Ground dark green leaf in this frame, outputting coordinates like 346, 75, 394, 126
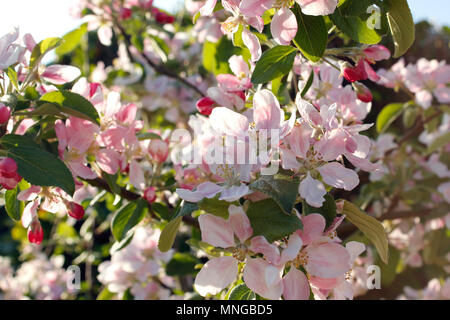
166, 253, 200, 276
1, 135, 75, 195
303, 193, 337, 228
40, 90, 100, 125
246, 199, 302, 242
111, 199, 148, 241
198, 197, 232, 218
251, 45, 297, 84
292, 5, 327, 62
249, 175, 299, 214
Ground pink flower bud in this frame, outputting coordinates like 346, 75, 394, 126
120, 7, 132, 20
68, 202, 85, 220
148, 139, 169, 163
363, 45, 391, 62
196, 97, 215, 115
144, 186, 156, 203
28, 219, 44, 245
0, 158, 18, 178
0, 104, 11, 124
352, 82, 373, 103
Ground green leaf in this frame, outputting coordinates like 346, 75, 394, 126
97, 287, 116, 300
171, 201, 199, 220
137, 132, 162, 141
427, 132, 450, 155
158, 216, 182, 252
251, 45, 297, 84
228, 284, 255, 300
6, 68, 19, 91
40, 90, 100, 125
198, 197, 231, 218
292, 5, 327, 62
166, 253, 200, 276
249, 175, 299, 214
300, 70, 314, 98
55, 24, 88, 55
30, 37, 62, 69
203, 37, 244, 75
152, 202, 172, 220
376, 102, 404, 133
330, 7, 381, 44
341, 200, 389, 264
111, 199, 148, 241
384, 0, 415, 58
246, 199, 303, 242
1, 135, 75, 195
5, 186, 24, 221
303, 193, 337, 228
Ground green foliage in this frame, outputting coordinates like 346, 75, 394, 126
0, 134, 75, 195
5, 186, 24, 221
158, 216, 182, 252
30, 37, 62, 69
55, 24, 88, 55
376, 102, 405, 133
330, 5, 381, 44
203, 37, 248, 75
251, 45, 297, 84
303, 193, 337, 228
249, 175, 299, 214
292, 4, 327, 62
341, 200, 389, 264
111, 199, 148, 241
40, 90, 100, 125
166, 252, 200, 276
227, 283, 255, 300
384, 0, 415, 57
246, 198, 303, 242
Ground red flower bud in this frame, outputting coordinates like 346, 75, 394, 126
352, 82, 373, 103
0, 104, 11, 124
143, 186, 157, 203
196, 97, 215, 115
68, 202, 85, 220
340, 59, 368, 82
120, 7, 132, 20
28, 219, 44, 245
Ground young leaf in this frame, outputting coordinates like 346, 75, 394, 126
55, 23, 88, 56
29, 37, 62, 69
251, 45, 297, 85
5, 186, 24, 221
246, 199, 303, 242
384, 0, 415, 58
341, 200, 389, 264
292, 4, 327, 62
376, 102, 404, 133
249, 175, 299, 214
158, 216, 182, 252
111, 199, 148, 241
40, 90, 100, 125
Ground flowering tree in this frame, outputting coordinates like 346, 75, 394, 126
0, 0, 449, 300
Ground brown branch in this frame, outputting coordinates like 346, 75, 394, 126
114, 22, 206, 97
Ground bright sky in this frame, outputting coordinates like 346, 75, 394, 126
0, 0, 448, 45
